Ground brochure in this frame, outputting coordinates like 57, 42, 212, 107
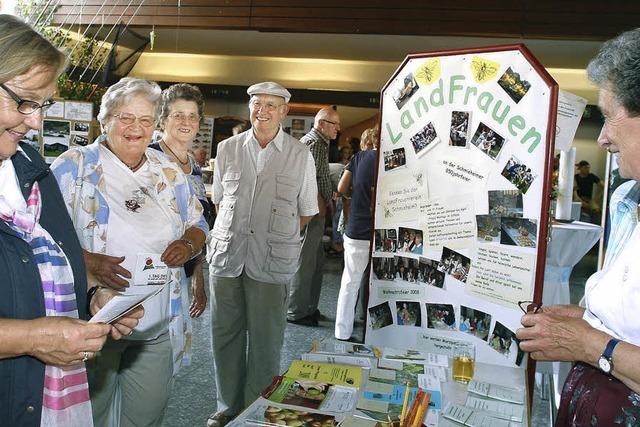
286, 360, 363, 388
263, 376, 358, 413
89, 284, 163, 324
467, 380, 525, 404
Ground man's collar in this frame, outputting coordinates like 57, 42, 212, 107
247, 126, 285, 151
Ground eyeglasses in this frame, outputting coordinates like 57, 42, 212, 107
250, 100, 285, 112
169, 111, 200, 123
112, 112, 156, 128
321, 119, 340, 128
0, 83, 56, 115
517, 300, 543, 314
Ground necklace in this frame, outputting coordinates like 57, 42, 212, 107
162, 140, 189, 165
102, 140, 145, 171
127, 155, 146, 171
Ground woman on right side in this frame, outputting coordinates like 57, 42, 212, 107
516, 28, 640, 425
334, 127, 378, 341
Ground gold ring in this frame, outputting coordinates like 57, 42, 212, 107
82, 351, 90, 362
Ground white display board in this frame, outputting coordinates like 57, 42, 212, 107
366, 45, 557, 369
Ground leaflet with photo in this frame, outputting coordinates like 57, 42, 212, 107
263, 376, 358, 413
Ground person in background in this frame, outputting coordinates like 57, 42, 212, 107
517, 28, 640, 425
51, 77, 207, 426
0, 14, 141, 426
574, 159, 604, 223
288, 107, 341, 327
151, 83, 209, 318
207, 82, 317, 427
334, 127, 378, 341
193, 147, 209, 168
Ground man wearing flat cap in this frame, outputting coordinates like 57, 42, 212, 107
206, 81, 318, 426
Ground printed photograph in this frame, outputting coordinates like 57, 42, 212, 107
397, 227, 424, 255
383, 147, 407, 172
470, 122, 506, 160
369, 302, 394, 330
410, 122, 439, 156
374, 228, 397, 253
449, 111, 470, 147
73, 121, 89, 133
501, 155, 536, 194
395, 301, 422, 327
417, 257, 445, 288
426, 303, 456, 330
476, 215, 501, 243
372, 256, 396, 281
500, 217, 538, 248
71, 135, 89, 147
438, 246, 471, 283
488, 321, 518, 357
392, 72, 420, 109
459, 306, 492, 340
42, 119, 71, 159
498, 67, 531, 104
488, 190, 523, 217
263, 406, 337, 427
279, 380, 330, 410
394, 256, 420, 283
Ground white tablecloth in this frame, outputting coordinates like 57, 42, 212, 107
537, 221, 602, 414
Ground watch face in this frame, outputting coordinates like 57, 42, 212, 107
598, 356, 611, 373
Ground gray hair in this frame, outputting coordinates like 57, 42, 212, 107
0, 14, 67, 83
587, 28, 640, 116
97, 77, 161, 129
159, 83, 205, 125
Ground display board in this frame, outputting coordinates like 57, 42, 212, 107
366, 45, 557, 369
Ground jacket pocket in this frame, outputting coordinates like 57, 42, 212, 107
268, 202, 297, 238
214, 197, 236, 232
222, 171, 241, 196
208, 237, 230, 267
266, 240, 300, 274
275, 174, 298, 202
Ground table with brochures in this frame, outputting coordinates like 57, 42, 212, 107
228, 339, 529, 427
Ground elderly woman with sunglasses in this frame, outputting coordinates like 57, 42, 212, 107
50, 77, 207, 426
0, 15, 142, 427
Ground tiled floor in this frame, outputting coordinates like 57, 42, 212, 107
162, 250, 599, 426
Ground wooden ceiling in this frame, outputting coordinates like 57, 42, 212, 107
53, 0, 639, 41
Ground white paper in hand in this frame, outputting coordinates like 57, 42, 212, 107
89, 285, 164, 324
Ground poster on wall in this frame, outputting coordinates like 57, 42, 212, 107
283, 115, 314, 140
191, 116, 215, 159
366, 45, 557, 368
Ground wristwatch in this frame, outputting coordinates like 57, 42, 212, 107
598, 338, 620, 374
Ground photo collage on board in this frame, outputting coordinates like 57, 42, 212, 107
369, 49, 548, 365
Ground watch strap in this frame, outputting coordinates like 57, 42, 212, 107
602, 338, 621, 361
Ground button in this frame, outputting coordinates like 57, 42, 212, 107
250, 230, 254, 234
26, 405, 34, 413
23, 183, 30, 188
57, 240, 63, 246
21, 256, 29, 263
273, 209, 277, 212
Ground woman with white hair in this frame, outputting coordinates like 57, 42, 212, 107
51, 77, 207, 426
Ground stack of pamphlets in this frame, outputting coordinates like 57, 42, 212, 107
300, 339, 381, 368
442, 380, 525, 426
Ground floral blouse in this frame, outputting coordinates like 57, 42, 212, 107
50, 138, 208, 373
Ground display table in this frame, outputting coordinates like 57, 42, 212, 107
537, 221, 602, 420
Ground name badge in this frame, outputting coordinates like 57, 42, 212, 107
133, 253, 169, 285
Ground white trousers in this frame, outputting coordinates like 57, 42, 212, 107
335, 235, 371, 339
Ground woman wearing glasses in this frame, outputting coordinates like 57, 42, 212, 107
0, 15, 142, 426
150, 83, 210, 318
50, 77, 208, 426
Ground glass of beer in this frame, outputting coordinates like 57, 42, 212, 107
452, 343, 475, 384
